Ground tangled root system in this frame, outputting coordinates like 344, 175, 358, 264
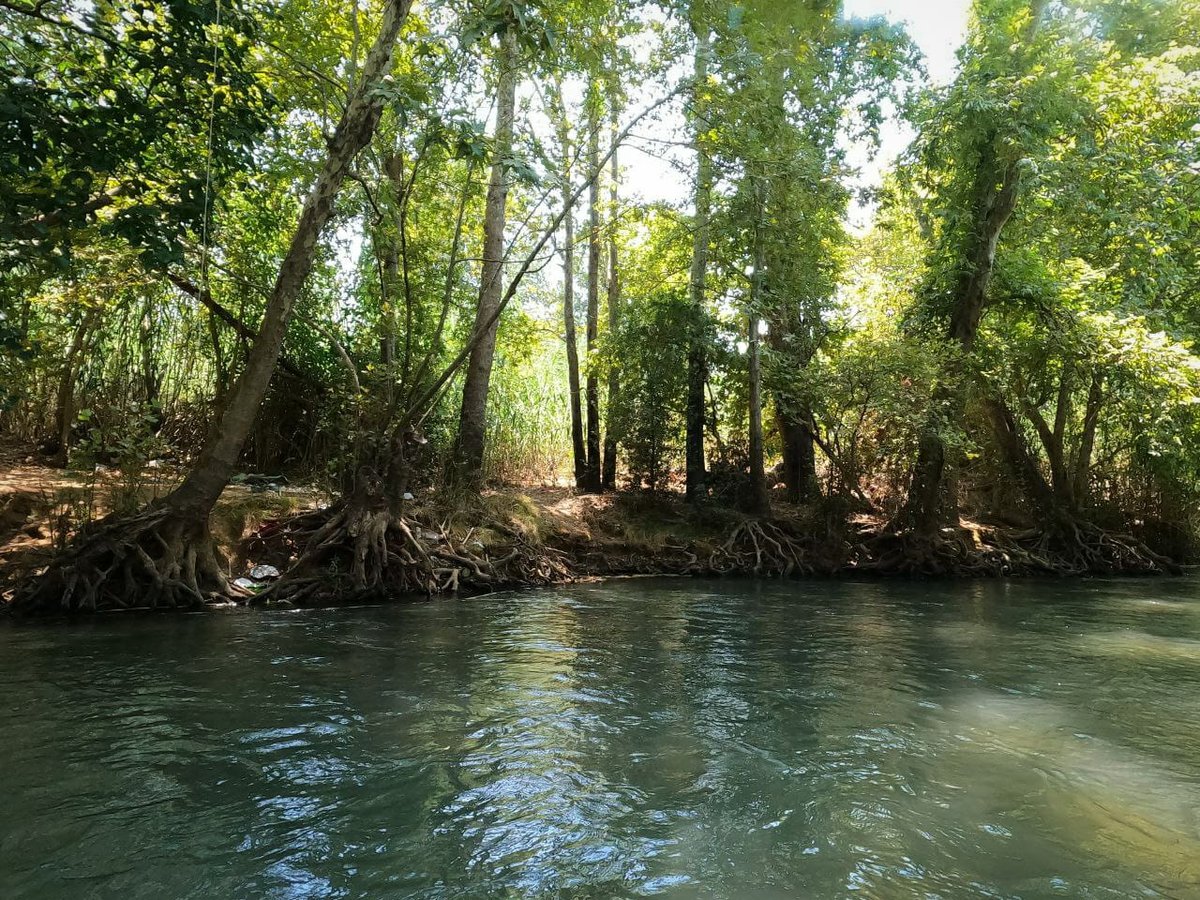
11, 504, 229, 614
256, 498, 572, 606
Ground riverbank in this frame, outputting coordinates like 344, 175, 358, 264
263, 486, 1173, 596
0, 452, 1185, 613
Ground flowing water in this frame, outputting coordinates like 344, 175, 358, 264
3, 578, 1200, 899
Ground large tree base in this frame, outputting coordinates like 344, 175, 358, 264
258, 499, 571, 606
866, 525, 1013, 576
11, 504, 230, 614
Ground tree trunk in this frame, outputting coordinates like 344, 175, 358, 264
903, 429, 949, 532
899, 0, 1046, 534
748, 315, 769, 515
902, 145, 1017, 532
901, 147, 1024, 531
1024, 364, 1075, 509
582, 82, 603, 493
402, 92, 676, 434
48, 310, 97, 466
747, 182, 769, 516
602, 100, 620, 490
1073, 369, 1103, 507
767, 313, 818, 503
685, 15, 712, 503
553, 90, 587, 490
983, 393, 1056, 514
946, 161, 1022, 352
1050, 364, 1074, 507
169, 0, 411, 517
205, 307, 228, 405
139, 298, 163, 432
167, 273, 306, 380
378, 151, 404, 403
454, 24, 518, 487
776, 402, 817, 504
262, 97, 681, 608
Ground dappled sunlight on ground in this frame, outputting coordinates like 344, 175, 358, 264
0, 449, 326, 584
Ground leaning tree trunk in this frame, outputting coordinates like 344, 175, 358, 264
685, 14, 712, 503
983, 394, 1056, 514
582, 81, 603, 493
13, 0, 413, 613
454, 25, 518, 487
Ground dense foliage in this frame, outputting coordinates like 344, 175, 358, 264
3, 0, 1199, 606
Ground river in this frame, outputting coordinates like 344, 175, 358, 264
2, 578, 1200, 898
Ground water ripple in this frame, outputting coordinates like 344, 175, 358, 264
1, 579, 1199, 897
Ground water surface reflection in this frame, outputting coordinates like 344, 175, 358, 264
2, 578, 1200, 897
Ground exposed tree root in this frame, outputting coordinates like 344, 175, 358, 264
863, 526, 1026, 576
254, 504, 1178, 601
1019, 515, 1179, 576
700, 519, 819, 577
862, 513, 1178, 577
256, 498, 572, 606
10, 504, 230, 614
8, 490, 1180, 616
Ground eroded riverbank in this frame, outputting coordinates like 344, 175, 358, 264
0, 453, 1187, 614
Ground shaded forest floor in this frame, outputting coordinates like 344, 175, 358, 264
0, 447, 1186, 611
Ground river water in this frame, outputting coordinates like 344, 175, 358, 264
2, 578, 1200, 898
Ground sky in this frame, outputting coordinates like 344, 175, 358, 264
842, 0, 971, 226
620, 0, 971, 227
845, 0, 970, 85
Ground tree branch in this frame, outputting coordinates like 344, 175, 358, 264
167, 273, 306, 380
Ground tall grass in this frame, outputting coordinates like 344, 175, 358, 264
483, 336, 573, 484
